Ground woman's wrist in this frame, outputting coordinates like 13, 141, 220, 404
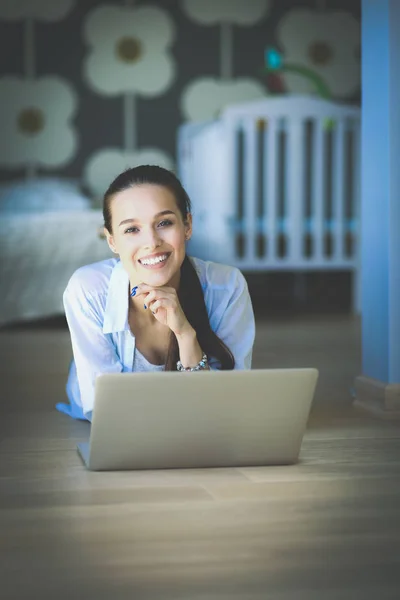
175, 323, 196, 343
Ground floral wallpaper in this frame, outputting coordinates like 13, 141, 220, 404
180, 0, 269, 121
82, 4, 176, 197
0, 0, 360, 198
276, 8, 360, 98
0, 0, 78, 179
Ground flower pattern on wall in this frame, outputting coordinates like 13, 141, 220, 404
83, 4, 176, 96
277, 9, 360, 98
180, 0, 269, 121
0, 1, 361, 182
0, 76, 77, 168
182, 0, 270, 25
0, 0, 75, 21
182, 77, 266, 121
84, 149, 174, 199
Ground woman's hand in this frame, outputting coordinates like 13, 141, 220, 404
134, 284, 193, 336
133, 284, 207, 369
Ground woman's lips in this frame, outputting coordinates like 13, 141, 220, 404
138, 253, 170, 270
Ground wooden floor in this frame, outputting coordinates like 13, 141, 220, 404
1, 314, 400, 599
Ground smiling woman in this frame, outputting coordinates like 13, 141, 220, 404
56, 165, 255, 421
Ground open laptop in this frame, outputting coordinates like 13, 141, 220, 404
77, 368, 318, 471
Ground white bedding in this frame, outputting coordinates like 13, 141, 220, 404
0, 210, 113, 325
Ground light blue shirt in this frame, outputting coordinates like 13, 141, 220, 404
56, 256, 255, 421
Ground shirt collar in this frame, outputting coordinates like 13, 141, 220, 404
102, 260, 130, 334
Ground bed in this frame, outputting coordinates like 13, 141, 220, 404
0, 178, 113, 326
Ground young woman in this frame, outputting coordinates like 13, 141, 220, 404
56, 165, 255, 421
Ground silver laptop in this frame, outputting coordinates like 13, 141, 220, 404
77, 368, 318, 471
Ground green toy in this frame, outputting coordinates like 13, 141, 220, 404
263, 47, 335, 130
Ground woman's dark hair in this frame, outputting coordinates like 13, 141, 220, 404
103, 165, 235, 371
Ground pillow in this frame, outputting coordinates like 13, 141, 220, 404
0, 177, 91, 214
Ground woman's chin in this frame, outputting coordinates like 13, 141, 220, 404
140, 269, 172, 287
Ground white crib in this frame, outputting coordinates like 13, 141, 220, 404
177, 95, 361, 312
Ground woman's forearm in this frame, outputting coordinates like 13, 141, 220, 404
175, 327, 209, 370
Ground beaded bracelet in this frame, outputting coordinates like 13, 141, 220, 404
177, 352, 208, 372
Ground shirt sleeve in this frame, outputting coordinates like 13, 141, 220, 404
209, 269, 256, 370
63, 276, 123, 418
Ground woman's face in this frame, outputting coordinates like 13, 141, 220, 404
105, 184, 192, 289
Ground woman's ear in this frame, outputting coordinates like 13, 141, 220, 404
104, 228, 118, 254
185, 213, 193, 241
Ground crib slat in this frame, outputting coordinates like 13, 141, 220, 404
265, 118, 277, 263
287, 118, 304, 262
332, 119, 346, 260
312, 119, 325, 262
225, 115, 241, 262
243, 118, 258, 262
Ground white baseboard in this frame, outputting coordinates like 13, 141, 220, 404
353, 375, 400, 420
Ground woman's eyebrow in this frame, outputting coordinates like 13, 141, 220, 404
119, 210, 176, 227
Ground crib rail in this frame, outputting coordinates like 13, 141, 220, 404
224, 115, 360, 270
178, 95, 360, 272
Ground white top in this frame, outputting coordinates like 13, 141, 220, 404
133, 348, 165, 372
57, 256, 256, 421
